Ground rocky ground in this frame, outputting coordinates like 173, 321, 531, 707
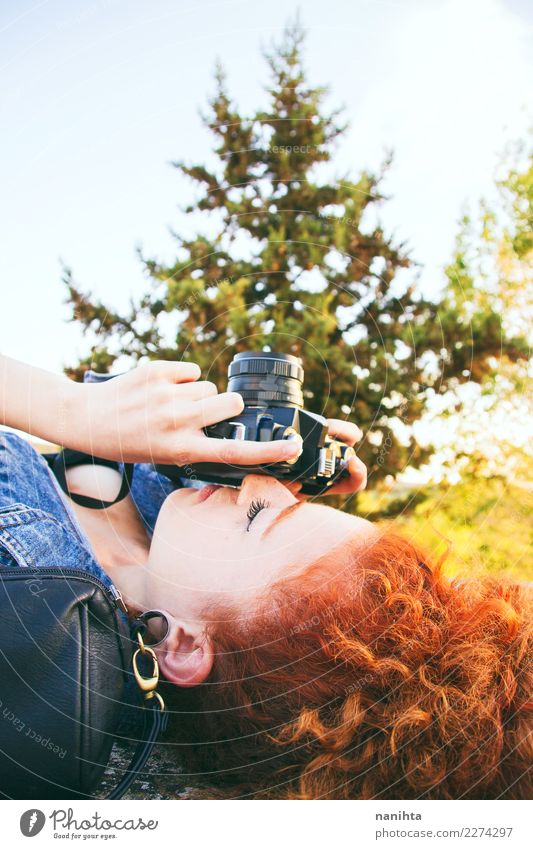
98, 740, 194, 800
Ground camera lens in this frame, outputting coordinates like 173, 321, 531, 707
227, 352, 304, 408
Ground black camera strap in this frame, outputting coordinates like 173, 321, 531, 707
45, 449, 135, 510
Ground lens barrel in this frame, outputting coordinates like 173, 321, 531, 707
227, 352, 304, 408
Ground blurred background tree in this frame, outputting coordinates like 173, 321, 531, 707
62, 20, 529, 484
358, 138, 532, 579
417, 138, 532, 487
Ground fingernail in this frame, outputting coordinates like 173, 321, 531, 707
230, 392, 244, 408
282, 436, 303, 457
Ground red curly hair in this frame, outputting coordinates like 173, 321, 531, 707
163, 530, 532, 799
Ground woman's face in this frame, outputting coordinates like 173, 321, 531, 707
146, 474, 376, 623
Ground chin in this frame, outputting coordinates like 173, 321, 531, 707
154, 488, 194, 532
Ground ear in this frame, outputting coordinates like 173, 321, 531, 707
155, 622, 214, 688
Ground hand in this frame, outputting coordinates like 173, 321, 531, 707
283, 418, 367, 499
71, 360, 302, 466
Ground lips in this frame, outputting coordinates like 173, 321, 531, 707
197, 484, 222, 503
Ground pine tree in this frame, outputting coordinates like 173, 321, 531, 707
63, 20, 528, 482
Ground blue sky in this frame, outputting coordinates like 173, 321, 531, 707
1, 0, 531, 373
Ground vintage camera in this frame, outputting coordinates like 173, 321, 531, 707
156, 351, 355, 495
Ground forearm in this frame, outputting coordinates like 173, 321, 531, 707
0, 355, 81, 445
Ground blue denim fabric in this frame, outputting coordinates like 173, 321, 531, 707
0, 431, 184, 730
0, 431, 179, 591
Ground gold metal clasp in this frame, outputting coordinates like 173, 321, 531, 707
132, 646, 159, 692
132, 630, 166, 710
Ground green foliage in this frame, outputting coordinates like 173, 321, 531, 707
444, 138, 532, 353
426, 138, 532, 483
360, 477, 533, 581
498, 138, 533, 260
62, 19, 528, 482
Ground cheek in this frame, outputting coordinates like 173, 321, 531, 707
148, 553, 215, 601
149, 522, 242, 584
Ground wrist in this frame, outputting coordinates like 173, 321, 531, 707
55, 378, 86, 449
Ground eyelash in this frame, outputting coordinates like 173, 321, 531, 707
245, 498, 270, 532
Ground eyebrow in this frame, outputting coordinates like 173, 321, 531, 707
261, 501, 305, 538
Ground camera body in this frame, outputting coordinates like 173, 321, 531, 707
156, 352, 354, 495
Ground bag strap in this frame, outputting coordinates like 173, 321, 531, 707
105, 695, 168, 799
46, 449, 135, 510
105, 622, 169, 799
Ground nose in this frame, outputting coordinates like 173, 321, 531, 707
236, 474, 298, 507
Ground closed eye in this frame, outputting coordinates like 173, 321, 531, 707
245, 498, 270, 532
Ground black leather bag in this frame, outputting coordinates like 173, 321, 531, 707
0, 567, 167, 800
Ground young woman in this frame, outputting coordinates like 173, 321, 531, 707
1, 356, 531, 799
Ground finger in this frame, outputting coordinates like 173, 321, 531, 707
326, 418, 363, 446
282, 480, 303, 494
189, 434, 302, 466
326, 456, 367, 495
191, 392, 244, 428
148, 360, 201, 384
175, 380, 218, 400
282, 480, 308, 502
